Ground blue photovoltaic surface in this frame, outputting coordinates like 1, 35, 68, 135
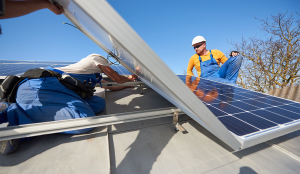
0, 60, 130, 76
110, 65, 132, 75
0, 60, 75, 76
179, 75, 300, 136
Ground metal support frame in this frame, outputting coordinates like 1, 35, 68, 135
172, 109, 186, 132
0, 107, 183, 141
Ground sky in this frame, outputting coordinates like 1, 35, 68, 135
0, 0, 299, 75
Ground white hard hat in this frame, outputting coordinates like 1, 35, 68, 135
191, 36, 206, 46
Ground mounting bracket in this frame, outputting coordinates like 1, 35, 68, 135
139, 83, 144, 94
172, 109, 186, 132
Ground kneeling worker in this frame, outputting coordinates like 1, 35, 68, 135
187, 36, 243, 84
0, 54, 138, 154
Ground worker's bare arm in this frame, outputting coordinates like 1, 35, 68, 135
98, 65, 138, 84
0, 0, 64, 19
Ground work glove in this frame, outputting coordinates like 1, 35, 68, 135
81, 80, 96, 99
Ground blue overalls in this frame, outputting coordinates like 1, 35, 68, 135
199, 50, 243, 84
1, 67, 105, 134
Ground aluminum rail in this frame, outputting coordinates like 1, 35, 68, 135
100, 81, 143, 87
0, 107, 182, 141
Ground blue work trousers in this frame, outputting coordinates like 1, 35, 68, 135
1, 77, 105, 134
217, 55, 243, 83
203, 55, 243, 85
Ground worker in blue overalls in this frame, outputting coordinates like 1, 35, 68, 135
0, 54, 138, 155
187, 36, 243, 84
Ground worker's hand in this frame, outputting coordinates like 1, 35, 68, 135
48, 1, 64, 15
135, 65, 143, 76
230, 51, 240, 57
128, 74, 138, 81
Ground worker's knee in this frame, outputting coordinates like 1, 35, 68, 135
85, 96, 106, 114
230, 55, 243, 65
235, 55, 243, 63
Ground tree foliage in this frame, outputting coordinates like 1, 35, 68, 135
234, 12, 300, 92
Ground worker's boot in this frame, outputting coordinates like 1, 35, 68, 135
0, 102, 20, 155
0, 102, 9, 124
0, 139, 20, 155
0, 102, 9, 112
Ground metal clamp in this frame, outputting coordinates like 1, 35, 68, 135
172, 110, 186, 132
139, 83, 144, 94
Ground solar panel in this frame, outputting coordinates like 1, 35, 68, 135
0, 60, 74, 76
0, 60, 130, 77
20, 0, 299, 149
179, 75, 300, 138
110, 65, 132, 75
3, 60, 297, 147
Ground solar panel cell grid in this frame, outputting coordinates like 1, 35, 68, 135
205, 104, 227, 117
179, 75, 300, 136
210, 103, 245, 114
263, 96, 295, 104
226, 101, 260, 111
0, 60, 74, 76
235, 92, 259, 98
227, 94, 249, 100
218, 116, 260, 136
0, 60, 130, 76
250, 109, 293, 124
283, 105, 300, 113
0, 60, 76, 64
265, 107, 300, 120
290, 103, 300, 108
239, 99, 274, 108
110, 65, 132, 75
215, 94, 234, 103
232, 112, 278, 129
254, 98, 287, 106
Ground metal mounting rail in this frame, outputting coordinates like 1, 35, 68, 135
0, 107, 182, 141
100, 81, 145, 93
100, 81, 143, 87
